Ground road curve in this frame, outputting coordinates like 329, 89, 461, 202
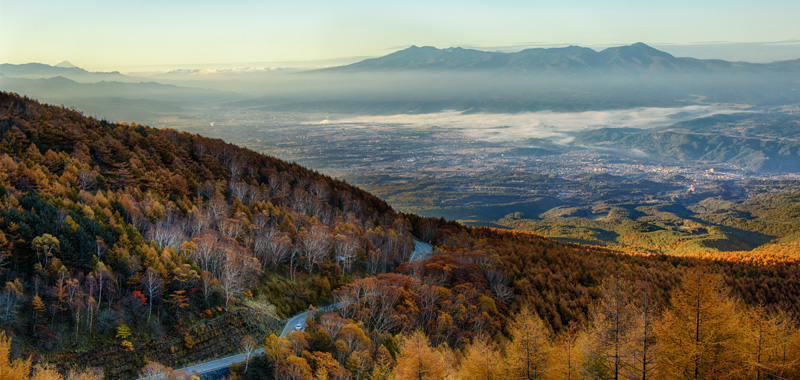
409, 240, 432, 262
140, 239, 433, 379
278, 302, 339, 338
278, 240, 431, 338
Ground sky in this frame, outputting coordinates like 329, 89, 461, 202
2, 0, 800, 71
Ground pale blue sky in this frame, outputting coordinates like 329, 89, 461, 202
2, 0, 799, 71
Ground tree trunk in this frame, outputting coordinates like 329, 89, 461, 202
75, 312, 80, 342
694, 296, 701, 380
4, 293, 10, 321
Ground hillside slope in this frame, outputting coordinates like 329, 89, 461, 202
1, 92, 799, 379
0, 91, 418, 375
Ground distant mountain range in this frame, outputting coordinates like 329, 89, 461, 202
0, 62, 235, 125
2, 43, 800, 120
0, 62, 136, 82
1, 76, 226, 101
321, 42, 800, 74
0, 75, 235, 124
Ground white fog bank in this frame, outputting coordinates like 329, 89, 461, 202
312, 106, 748, 143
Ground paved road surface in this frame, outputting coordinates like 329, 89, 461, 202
278, 240, 431, 338
140, 239, 432, 380
409, 240, 432, 262
278, 303, 339, 338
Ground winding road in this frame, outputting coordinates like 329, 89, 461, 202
141, 239, 433, 379
409, 240, 433, 262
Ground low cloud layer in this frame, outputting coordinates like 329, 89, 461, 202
312, 106, 745, 143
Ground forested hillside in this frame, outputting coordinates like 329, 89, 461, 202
0, 91, 418, 377
225, 225, 800, 380
0, 92, 799, 379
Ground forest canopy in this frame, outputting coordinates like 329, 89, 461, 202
0, 92, 798, 379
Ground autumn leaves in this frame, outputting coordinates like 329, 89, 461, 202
390, 269, 800, 380
655, 270, 799, 379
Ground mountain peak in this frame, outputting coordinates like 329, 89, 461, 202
319, 42, 788, 74
600, 42, 676, 62
55, 60, 78, 68
628, 42, 671, 55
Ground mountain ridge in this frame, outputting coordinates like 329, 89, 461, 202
318, 42, 800, 74
0, 62, 134, 83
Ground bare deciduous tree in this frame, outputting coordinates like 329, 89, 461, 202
219, 252, 259, 307
147, 222, 186, 250
334, 233, 360, 273
189, 233, 223, 276
200, 270, 217, 304
256, 234, 292, 270
219, 218, 244, 240
241, 335, 258, 373
77, 169, 96, 190
141, 267, 163, 322
300, 225, 331, 274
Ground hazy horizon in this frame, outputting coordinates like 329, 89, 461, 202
2, 0, 800, 71
3, 41, 800, 74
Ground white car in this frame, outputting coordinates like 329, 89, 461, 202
294, 323, 303, 331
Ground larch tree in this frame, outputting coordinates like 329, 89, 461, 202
337, 323, 371, 353
458, 334, 505, 380
2, 330, 103, 380
0, 330, 31, 380
304, 350, 343, 380
51, 276, 68, 324
264, 334, 292, 365
167, 289, 189, 320
506, 304, 552, 380
32, 294, 46, 324
344, 349, 373, 379
371, 346, 396, 380
288, 331, 311, 357
547, 325, 584, 380
394, 330, 446, 380
623, 284, 658, 380
786, 327, 800, 379
173, 263, 200, 291
275, 355, 313, 380
584, 276, 638, 380
745, 307, 798, 379
655, 269, 748, 380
